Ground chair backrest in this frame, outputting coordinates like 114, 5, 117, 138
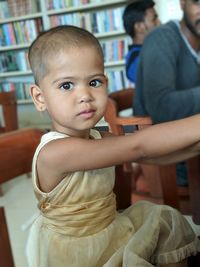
104, 88, 152, 135
0, 207, 14, 267
0, 128, 44, 265
0, 91, 18, 133
0, 128, 44, 184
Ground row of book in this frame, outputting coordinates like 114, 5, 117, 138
0, 81, 32, 100
0, 50, 30, 72
46, 0, 103, 10
0, 1, 10, 19
0, 19, 43, 46
106, 69, 132, 92
0, 39, 127, 74
0, 37, 128, 73
101, 38, 129, 63
0, 0, 40, 20
50, 7, 124, 33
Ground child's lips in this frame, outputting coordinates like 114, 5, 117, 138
78, 109, 96, 119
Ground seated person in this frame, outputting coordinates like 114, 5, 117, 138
134, 0, 200, 186
26, 25, 200, 267
122, 0, 159, 84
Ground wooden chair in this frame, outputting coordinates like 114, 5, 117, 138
104, 88, 164, 200
104, 88, 200, 224
0, 91, 18, 133
0, 207, 14, 267
0, 128, 44, 265
0, 128, 44, 185
104, 88, 155, 208
0, 91, 19, 195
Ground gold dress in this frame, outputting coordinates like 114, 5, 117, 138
26, 130, 200, 267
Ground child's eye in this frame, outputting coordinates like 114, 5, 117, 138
90, 79, 102, 88
59, 82, 73, 91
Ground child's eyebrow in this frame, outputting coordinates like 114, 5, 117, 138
88, 73, 106, 79
52, 77, 74, 84
52, 74, 106, 84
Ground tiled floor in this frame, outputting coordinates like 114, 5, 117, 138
0, 175, 200, 267
0, 175, 37, 267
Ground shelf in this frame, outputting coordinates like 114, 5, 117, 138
47, 0, 126, 15
0, 70, 32, 78
105, 60, 125, 67
0, 12, 43, 24
0, 60, 126, 77
0, 0, 129, 110
0, 44, 30, 52
96, 30, 125, 39
17, 99, 33, 104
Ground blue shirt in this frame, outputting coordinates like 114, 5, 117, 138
125, 44, 142, 84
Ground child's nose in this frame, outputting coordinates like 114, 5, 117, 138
78, 88, 93, 103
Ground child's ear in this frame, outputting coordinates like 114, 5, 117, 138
30, 84, 46, 112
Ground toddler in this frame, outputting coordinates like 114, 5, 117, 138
26, 25, 200, 267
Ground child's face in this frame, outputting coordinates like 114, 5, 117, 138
31, 46, 108, 137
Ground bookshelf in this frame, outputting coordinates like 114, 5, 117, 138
0, 0, 131, 127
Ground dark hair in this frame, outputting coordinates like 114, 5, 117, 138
123, 0, 155, 37
28, 25, 104, 85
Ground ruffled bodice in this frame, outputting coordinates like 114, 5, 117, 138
32, 130, 117, 236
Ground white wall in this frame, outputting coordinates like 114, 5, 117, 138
155, 0, 183, 23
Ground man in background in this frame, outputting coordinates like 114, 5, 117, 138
134, 0, 200, 186
123, 0, 159, 84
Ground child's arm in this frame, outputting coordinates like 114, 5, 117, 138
101, 130, 200, 165
139, 142, 200, 165
37, 114, 200, 192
